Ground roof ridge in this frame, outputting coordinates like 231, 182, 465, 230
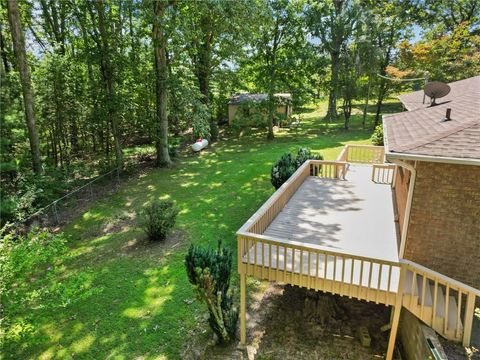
392, 118, 480, 153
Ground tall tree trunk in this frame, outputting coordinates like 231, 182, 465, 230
7, 0, 43, 175
326, 51, 340, 121
267, 70, 276, 140
374, 79, 387, 128
94, 0, 124, 170
362, 75, 371, 129
0, 23, 10, 74
153, 0, 171, 167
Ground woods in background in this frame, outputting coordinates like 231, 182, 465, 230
1, 0, 479, 224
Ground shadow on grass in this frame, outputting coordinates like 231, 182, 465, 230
3, 100, 393, 359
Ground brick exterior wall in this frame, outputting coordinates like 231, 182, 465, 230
403, 161, 480, 289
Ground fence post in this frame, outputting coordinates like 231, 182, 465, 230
89, 182, 94, 199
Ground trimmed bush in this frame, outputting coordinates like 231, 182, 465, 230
295, 147, 322, 168
371, 124, 384, 146
138, 199, 179, 241
271, 147, 323, 189
271, 152, 297, 190
185, 241, 238, 343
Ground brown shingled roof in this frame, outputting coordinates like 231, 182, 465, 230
383, 76, 480, 161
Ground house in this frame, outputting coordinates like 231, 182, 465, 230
227, 93, 292, 125
236, 76, 479, 359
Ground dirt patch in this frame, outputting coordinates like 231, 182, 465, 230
203, 283, 395, 360
439, 338, 480, 360
120, 229, 185, 257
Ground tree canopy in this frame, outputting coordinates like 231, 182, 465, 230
1, 0, 479, 225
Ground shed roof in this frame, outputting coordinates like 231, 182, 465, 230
383, 76, 480, 162
228, 93, 291, 105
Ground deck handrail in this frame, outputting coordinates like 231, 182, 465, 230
237, 160, 311, 234
346, 144, 385, 163
238, 231, 400, 268
400, 259, 480, 297
400, 259, 478, 346
237, 160, 347, 234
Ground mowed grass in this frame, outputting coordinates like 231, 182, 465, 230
4, 100, 402, 359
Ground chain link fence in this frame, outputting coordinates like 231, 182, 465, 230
14, 167, 122, 232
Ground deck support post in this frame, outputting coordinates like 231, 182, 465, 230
386, 304, 401, 360
386, 265, 406, 360
240, 273, 247, 345
462, 292, 475, 346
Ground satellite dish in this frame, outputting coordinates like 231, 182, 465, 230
424, 81, 450, 106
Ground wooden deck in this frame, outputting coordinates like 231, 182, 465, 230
263, 165, 399, 262
238, 147, 479, 354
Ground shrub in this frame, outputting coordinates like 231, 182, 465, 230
371, 124, 384, 146
271, 148, 323, 189
138, 199, 179, 241
1, 228, 103, 342
271, 152, 297, 190
185, 241, 238, 343
295, 147, 323, 168
168, 138, 181, 159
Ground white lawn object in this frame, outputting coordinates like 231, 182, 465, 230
192, 139, 208, 152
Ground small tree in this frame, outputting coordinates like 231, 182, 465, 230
185, 241, 238, 343
371, 124, 384, 146
138, 200, 179, 241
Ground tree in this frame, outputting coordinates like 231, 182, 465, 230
398, 22, 480, 82
249, 0, 305, 139
410, 0, 480, 35
306, 0, 358, 121
7, 0, 42, 175
364, 1, 412, 127
87, 0, 124, 170
152, 0, 171, 167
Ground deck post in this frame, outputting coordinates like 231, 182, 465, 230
386, 304, 401, 360
240, 273, 247, 345
386, 264, 406, 360
462, 292, 475, 346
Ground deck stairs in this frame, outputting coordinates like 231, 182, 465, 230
402, 270, 464, 342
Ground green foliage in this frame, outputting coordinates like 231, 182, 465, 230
168, 138, 181, 159
1, 228, 102, 343
295, 147, 323, 168
138, 199, 179, 241
185, 241, 237, 343
271, 148, 323, 189
371, 124, 384, 146
231, 101, 269, 135
271, 152, 297, 189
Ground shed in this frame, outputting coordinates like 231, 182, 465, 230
227, 93, 292, 125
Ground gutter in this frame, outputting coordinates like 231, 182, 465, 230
387, 158, 416, 259
385, 151, 480, 166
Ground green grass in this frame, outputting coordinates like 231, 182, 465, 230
3, 100, 402, 359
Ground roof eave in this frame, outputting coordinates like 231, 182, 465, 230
385, 151, 480, 166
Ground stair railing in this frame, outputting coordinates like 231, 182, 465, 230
400, 259, 479, 346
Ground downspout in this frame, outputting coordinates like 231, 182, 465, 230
388, 158, 417, 259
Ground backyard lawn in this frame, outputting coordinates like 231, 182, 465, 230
3, 102, 401, 359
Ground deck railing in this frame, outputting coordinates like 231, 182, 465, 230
372, 163, 397, 184
401, 259, 479, 346
240, 160, 347, 235
341, 144, 385, 164
238, 232, 401, 305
